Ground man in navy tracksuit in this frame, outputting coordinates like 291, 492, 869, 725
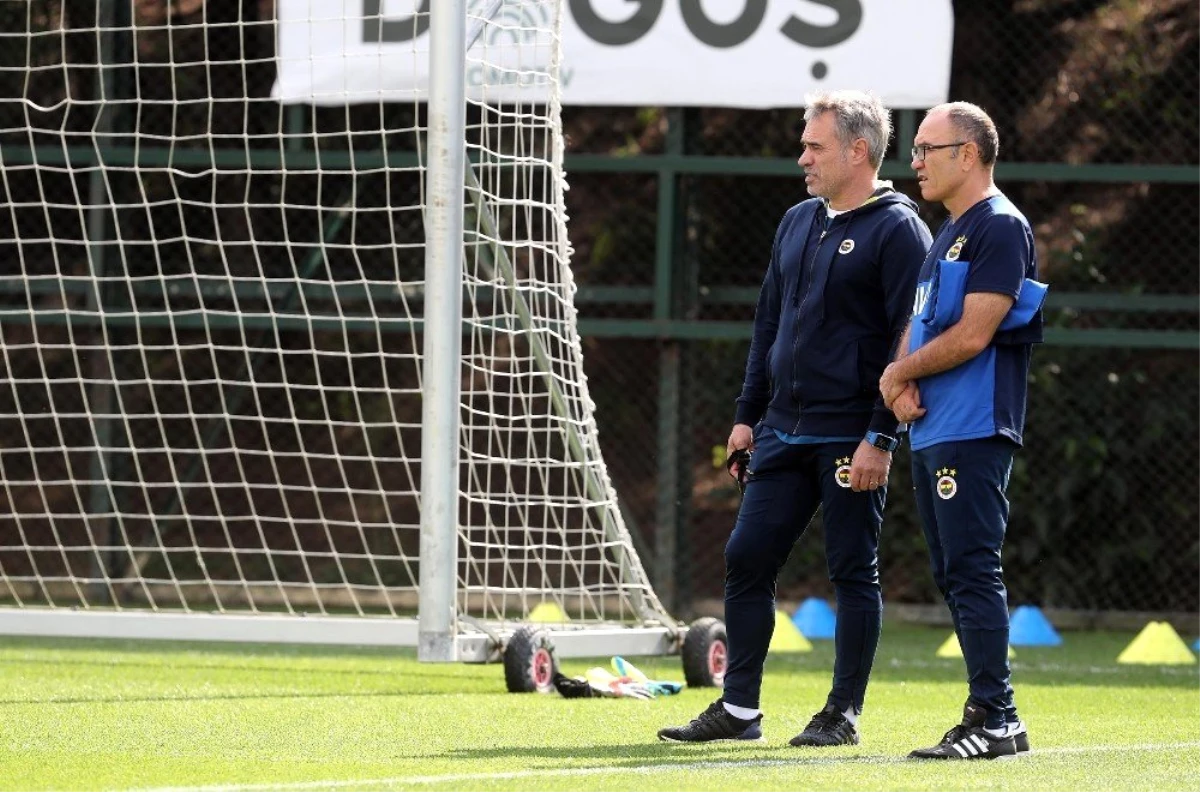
881, 102, 1044, 760
659, 91, 931, 746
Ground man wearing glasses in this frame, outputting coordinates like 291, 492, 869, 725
658, 91, 931, 747
880, 102, 1045, 760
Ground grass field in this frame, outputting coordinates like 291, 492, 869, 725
1, 623, 1197, 791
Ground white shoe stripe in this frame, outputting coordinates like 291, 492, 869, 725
972, 734, 990, 753
953, 741, 972, 757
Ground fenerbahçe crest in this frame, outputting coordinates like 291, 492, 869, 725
945, 235, 967, 261
835, 457, 853, 488
936, 467, 958, 499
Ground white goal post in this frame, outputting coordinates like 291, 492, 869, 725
0, 0, 721, 683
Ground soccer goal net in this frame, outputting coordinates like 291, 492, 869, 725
0, 0, 696, 673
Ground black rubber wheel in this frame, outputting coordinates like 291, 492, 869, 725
681, 616, 728, 688
503, 626, 559, 693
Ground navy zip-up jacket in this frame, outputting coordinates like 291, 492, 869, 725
735, 186, 931, 438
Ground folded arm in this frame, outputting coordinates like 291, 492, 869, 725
880, 291, 1015, 408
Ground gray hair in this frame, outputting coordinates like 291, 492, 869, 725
930, 101, 1000, 166
803, 90, 892, 169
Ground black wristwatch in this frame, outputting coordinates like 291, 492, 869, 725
865, 431, 900, 453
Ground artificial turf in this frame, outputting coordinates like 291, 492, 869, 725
0, 623, 1196, 791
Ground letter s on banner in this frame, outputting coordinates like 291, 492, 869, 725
782, 0, 862, 47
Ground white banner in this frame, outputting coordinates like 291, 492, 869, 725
273, 1, 954, 109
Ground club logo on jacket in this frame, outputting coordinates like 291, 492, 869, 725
946, 236, 967, 261
838, 239, 855, 255
835, 457, 853, 488
936, 467, 958, 499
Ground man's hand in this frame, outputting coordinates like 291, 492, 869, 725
849, 440, 891, 493
879, 362, 908, 409
892, 381, 926, 423
726, 423, 754, 481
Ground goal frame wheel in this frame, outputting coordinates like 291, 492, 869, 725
503, 626, 559, 693
681, 616, 727, 688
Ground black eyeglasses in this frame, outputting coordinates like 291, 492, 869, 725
911, 141, 967, 161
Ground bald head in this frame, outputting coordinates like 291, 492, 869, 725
927, 102, 1000, 166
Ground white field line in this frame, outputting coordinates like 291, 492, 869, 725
885, 657, 1200, 677
123, 741, 1200, 792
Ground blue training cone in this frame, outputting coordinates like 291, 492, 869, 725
1193, 638, 1199, 652
1009, 605, 1062, 647
792, 597, 837, 640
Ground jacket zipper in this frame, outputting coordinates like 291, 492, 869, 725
791, 215, 829, 434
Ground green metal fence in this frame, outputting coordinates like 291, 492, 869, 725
1, 1, 1196, 618
559, 0, 1200, 617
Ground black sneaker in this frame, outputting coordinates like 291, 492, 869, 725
1006, 720, 1031, 754
935, 701, 986, 749
657, 699, 764, 743
909, 702, 1017, 760
789, 703, 860, 747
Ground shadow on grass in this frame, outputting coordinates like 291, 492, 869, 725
445, 742, 899, 767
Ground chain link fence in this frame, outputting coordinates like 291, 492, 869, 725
566, 0, 1199, 617
1, 1, 1196, 618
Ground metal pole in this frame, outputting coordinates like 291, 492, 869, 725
418, 0, 466, 662
896, 109, 916, 168
652, 108, 687, 612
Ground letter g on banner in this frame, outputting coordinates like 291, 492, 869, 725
680, 0, 766, 48
570, 0, 662, 46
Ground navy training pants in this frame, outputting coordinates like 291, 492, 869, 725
912, 436, 1019, 729
722, 427, 884, 713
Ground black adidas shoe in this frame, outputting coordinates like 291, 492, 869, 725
909, 702, 1017, 760
658, 699, 764, 743
936, 701, 986, 748
789, 703, 860, 747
